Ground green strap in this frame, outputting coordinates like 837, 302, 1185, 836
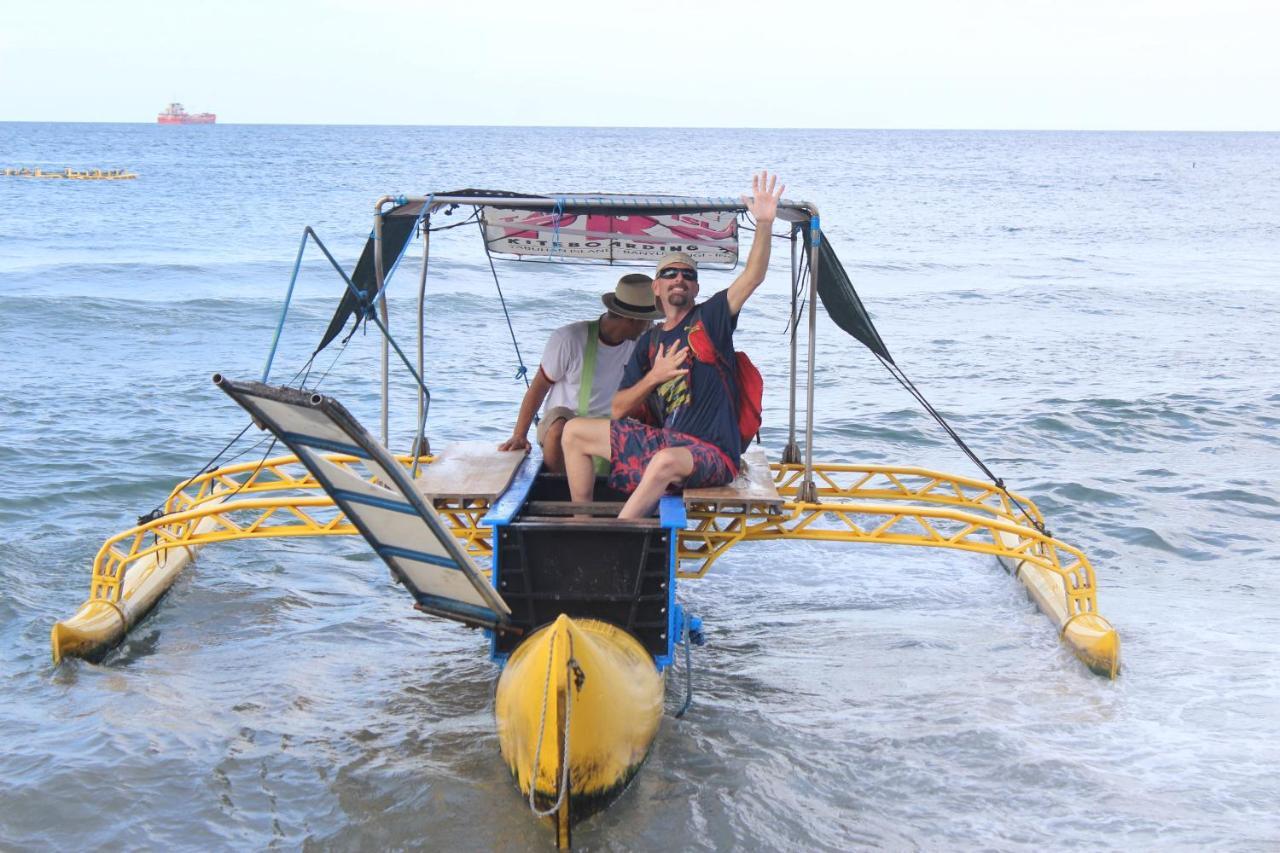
579, 320, 609, 476
578, 319, 599, 416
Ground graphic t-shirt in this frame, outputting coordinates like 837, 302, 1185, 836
620, 289, 740, 462
540, 320, 638, 416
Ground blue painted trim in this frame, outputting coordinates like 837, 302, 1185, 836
414, 592, 500, 624
332, 488, 417, 515
482, 449, 542, 528
483, 451, 542, 664
377, 544, 461, 570
280, 432, 370, 459
263, 230, 310, 382
663, 496, 681, 668
658, 495, 686, 529
382, 196, 431, 285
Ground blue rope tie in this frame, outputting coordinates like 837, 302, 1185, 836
550, 195, 565, 258
477, 218, 532, 388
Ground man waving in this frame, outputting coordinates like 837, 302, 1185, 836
561, 172, 785, 519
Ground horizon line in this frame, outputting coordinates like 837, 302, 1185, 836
1, 120, 1278, 134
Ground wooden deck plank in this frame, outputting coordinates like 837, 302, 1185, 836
414, 442, 528, 501
683, 447, 783, 510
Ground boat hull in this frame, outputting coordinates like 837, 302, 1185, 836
157, 114, 215, 124
495, 614, 664, 846
51, 514, 223, 663
995, 531, 1120, 678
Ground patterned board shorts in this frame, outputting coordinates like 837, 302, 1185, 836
608, 418, 738, 495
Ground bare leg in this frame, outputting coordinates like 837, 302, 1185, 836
541, 417, 568, 474
561, 418, 612, 504
618, 447, 694, 520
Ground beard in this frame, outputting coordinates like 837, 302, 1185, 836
665, 289, 691, 307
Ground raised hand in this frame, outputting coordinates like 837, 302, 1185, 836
742, 170, 785, 224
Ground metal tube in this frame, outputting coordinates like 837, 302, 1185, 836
416, 215, 431, 456
374, 211, 389, 446
783, 227, 801, 464
262, 228, 311, 382
380, 193, 815, 220
800, 211, 822, 503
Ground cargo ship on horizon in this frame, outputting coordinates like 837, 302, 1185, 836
157, 102, 215, 125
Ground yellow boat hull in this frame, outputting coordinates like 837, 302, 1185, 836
51, 514, 223, 663
495, 614, 664, 846
995, 531, 1120, 678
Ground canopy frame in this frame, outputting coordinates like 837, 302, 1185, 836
369, 192, 825, 500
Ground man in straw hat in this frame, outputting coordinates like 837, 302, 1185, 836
498, 273, 662, 472
561, 171, 785, 518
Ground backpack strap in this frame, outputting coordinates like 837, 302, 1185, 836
580, 320, 609, 476
577, 319, 600, 417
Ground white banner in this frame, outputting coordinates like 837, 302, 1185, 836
482, 208, 739, 266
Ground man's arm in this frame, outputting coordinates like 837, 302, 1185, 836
611, 342, 689, 419
726, 171, 785, 316
498, 367, 554, 451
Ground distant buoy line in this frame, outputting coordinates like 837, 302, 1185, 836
4, 167, 137, 180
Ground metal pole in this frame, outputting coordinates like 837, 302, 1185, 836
783, 226, 801, 464
374, 210, 389, 446
800, 211, 821, 503
415, 213, 431, 457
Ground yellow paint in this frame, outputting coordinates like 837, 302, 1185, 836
1062, 613, 1120, 679
495, 615, 663, 835
53, 455, 1122, 680
50, 453, 453, 663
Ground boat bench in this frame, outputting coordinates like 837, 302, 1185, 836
413, 442, 784, 517
682, 447, 784, 514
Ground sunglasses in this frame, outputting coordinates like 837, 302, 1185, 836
658, 267, 698, 282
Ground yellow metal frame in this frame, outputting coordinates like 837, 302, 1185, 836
62, 454, 1118, 676
85, 453, 493, 608
682, 464, 1088, 610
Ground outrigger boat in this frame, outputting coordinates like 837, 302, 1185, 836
53, 189, 1120, 847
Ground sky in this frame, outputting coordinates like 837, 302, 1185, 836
1, 0, 1277, 130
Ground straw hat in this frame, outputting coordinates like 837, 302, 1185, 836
601, 273, 663, 320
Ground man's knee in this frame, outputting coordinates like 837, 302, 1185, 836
645, 447, 694, 481
561, 417, 587, 450
562, 417, 606, 454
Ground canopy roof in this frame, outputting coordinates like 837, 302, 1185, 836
315, 190, 891, 366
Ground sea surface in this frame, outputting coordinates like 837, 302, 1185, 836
1, 123, 1278, 850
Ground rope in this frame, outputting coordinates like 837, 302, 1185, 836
550, 196, 565, 259
425, 207, 480, 232
675, 618, 694, 718
874, 354, 1051, 538
782, 216, 1046, 538
527, 632, 578, 819
476, 218, 532, 388
784, 235, 810, 336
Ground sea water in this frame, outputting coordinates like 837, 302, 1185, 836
1, 123, 1278, 849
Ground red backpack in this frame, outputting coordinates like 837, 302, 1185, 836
646, 323, 763, 448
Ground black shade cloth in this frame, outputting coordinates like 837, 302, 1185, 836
806, 226, 894, 365
314, 200, 427, 355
